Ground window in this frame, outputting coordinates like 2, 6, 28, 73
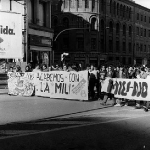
85, 0, 89, 8
91, 38, 96, 50
64, 0, 68, 8
109, 21, 113, 33
101, 39, 104, 52
136, 27, 139, 35
136, 43, 139, 51
144, 45, 146, 52
123, 25, 126, 36
0, 0, 1, 10
141, 15, 143, 21
113, 1, 116, 16
92, 0, 95, 10
120, 5, 123, 17
129, 26, 132, 37
129, 42, 132, 53
144, 29, 146, 37
91, 18, 97, 30
70, 0, 75, 8
77, 37, 84, 49
148, 45, 150, 53
101, 20, 104, 31
123, 41, 126, 53
145, 16, 147, 22
63, 37, 69, 49
63, 17, 69, 28
101, 0, 104, 12
123, 57, 126, 65
109, 39, 113, 52
123, 5, 125, 18
52, 17, 58, 28
116, 23, 120, 35
129, 8, 131, 19
77, 0, 82, 8
28, 0, 34, 23
116, 41, 120, 52
117, 3, 119, 16
140, 28, 143, 36
128, 57, 131, 65
140, 44, 143, 52
39, 2, 46, 26
110, 0, 112, 13
137, 13, 139, 20
77, 17, 84, 28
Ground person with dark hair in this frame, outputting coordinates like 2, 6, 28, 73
135, 67, 150, 112
89, 64, 98, 100
32, 64, 41, 72
25, 65, 32, 72
98, 65, 107, 100
41, 64, 48, 72
13, 65, 22, 73
100, 65, 115, 106
9, 66, 13, 72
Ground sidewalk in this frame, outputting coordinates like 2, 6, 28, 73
0, 93, 112, 125
0, 89, 8, 94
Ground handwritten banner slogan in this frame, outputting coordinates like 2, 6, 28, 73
102, 78, 150, 101
34, 71, 88, 100
7, 72, 35, 96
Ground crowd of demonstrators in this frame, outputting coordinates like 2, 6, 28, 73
7, 61, 150, 111
85, 63, 150, 112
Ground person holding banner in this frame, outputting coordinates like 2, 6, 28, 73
32, 64, 41, 73
100, 65, 116, 106
114, 66, 128, 107
98, 65, 107, 100
89, 64, 98, 100
134, 67, 149, 112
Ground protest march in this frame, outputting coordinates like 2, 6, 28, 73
6, 62, 150, 112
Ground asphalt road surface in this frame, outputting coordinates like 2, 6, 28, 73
0, 94, 150, 150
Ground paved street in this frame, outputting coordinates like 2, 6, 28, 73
0, 93, 150, 149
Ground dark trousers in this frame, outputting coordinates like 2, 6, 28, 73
103, 93, 115, 105
89, 78, 95, 98
136, 101, 150, 108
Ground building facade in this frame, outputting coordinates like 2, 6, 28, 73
52, 0, 150, 67
0, 0, 54, 68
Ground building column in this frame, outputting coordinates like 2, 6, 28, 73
89, 0, 92, 12
95, 0, 98, 13
75, 0, 78, 11
68, 0, 70, 11
45, 1, 51, 28
62, 0, 65, 10
34, 0, 39, 24
82, 0, 85, 11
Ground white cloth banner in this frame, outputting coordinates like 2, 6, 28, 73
102, 78, 150, 101
0, 11, 22, 58
34, 71, 89, 100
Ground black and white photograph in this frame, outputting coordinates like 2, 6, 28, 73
0, 0, 150, 149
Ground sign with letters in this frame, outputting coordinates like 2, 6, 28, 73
0, 11, 22, 58
7, 72, 35, 96
102, 78, 150, 101
34, 71, 88, 100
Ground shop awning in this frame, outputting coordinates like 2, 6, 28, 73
30, 46, 52, 51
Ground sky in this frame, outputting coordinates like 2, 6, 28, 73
135, 0, 150, 9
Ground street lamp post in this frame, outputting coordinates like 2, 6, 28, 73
53, 27, 90, 63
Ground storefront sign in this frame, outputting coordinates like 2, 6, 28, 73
0, 11, 22, 58
29, 35, 52, 47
